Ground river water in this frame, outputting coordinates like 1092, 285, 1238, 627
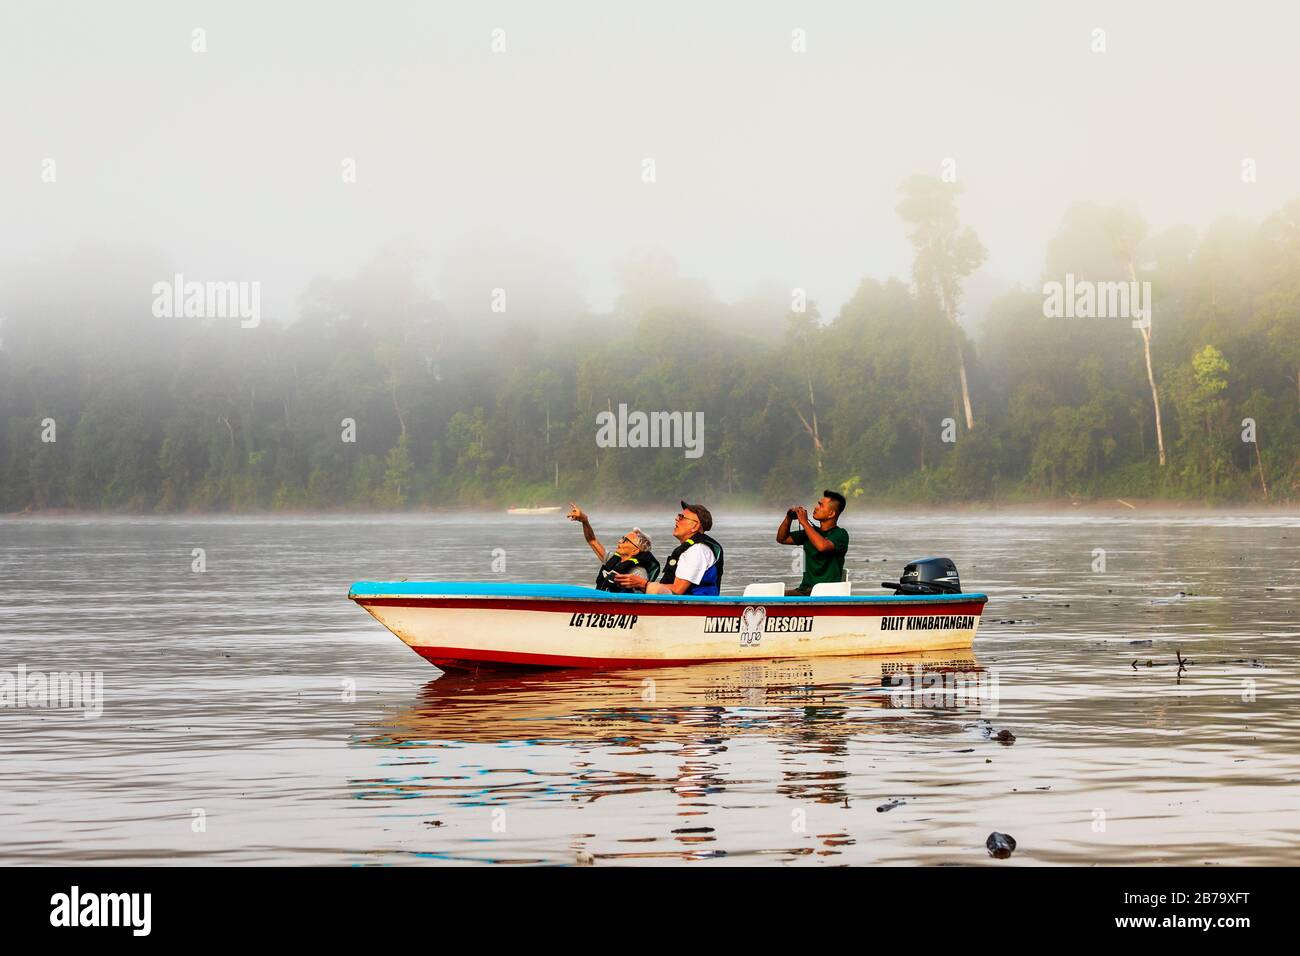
1, 512, 1297, 865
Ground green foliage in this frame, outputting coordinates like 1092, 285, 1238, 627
4, 202, 1300, 512
378, 435, 414, 507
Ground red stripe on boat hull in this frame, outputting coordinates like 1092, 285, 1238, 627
408, 644, 971, 672
412, 644, 734, 671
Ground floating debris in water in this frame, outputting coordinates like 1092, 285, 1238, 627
1131, 652, 1263, 671
986, 832, 1017, 859
977, 721, 1016, 744
877, 799, 906, 812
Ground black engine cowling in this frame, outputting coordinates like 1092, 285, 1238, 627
882, 557, 962, 595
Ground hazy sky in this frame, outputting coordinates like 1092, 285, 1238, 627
3, 0, 1298, 321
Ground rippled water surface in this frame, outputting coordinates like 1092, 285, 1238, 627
1, 512, 1297, 865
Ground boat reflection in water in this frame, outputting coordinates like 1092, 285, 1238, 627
351, 650, 997, 864
367, 650, 995, 746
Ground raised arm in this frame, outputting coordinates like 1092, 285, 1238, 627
795, 508, 837, 553
776, 507, 797, 544
567, 502, 606, 561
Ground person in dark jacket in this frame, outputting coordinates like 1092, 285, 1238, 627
567, 502, 660, 592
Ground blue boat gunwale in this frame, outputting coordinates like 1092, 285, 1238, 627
349, 581, 987, 605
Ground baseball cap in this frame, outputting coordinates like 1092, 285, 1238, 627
679, 500, 713, 532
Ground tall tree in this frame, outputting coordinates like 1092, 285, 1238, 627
1257, 200, 1300, 412
897, 175, 987, 430
784, 304, 826, 474
1044, 203, 1168, 467
1105, 208, 1167, 467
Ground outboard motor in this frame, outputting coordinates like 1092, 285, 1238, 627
882, 557, 962, 595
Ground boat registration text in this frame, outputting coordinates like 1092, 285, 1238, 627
881, 614, 977, 631
568, 612, 639, 629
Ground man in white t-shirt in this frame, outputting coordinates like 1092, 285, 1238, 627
626, 501, 724, 596
671, 538, 714, 588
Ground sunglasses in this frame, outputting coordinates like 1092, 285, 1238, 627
675, 512, 698, 523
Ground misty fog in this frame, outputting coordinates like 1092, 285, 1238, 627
4, 1, 1297, 322
3, 1, 1299, 513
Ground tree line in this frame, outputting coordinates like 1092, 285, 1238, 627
3, 185, 1299, 512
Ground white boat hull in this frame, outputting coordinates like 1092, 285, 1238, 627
350, 582, 987, 671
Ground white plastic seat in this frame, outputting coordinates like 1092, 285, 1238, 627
810, 581, 852, 597
743, 582, 786, 597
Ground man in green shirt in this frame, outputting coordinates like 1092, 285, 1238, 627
776, 490, 849, 596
